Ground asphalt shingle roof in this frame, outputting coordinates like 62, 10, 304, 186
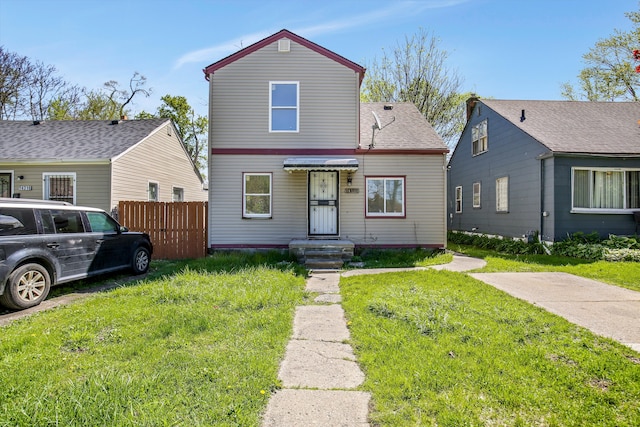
0, 119, 170, 160
482, 100, 640, 155
359, 102, 447, 151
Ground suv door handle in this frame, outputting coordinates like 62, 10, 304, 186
47, 243, 60, 249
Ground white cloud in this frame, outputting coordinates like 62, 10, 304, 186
174, 0, 469, 69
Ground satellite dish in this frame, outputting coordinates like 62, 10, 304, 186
372, 111, 382, 130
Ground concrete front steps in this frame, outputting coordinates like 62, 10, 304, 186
289, 239, 354, 270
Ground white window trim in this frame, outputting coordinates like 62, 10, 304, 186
269, 81, 299, 133
455, 185, 463, 213
172, 186, 184, 202
472, 119, 488, 156
473, 182, 481, 208
148, 181, 159, 202
366, 176, 406, 217
571, 167, 640, 214
243, 172, 272, 219
43, 172, 76, 205
496, 176, 509, 213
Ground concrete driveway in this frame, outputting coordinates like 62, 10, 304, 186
470, 272, 640, 352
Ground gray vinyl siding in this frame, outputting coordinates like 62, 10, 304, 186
0, 163, 111, 211
208, 39, 360, 150
552, 156, 640, 239
112, 124, 206, 211
209, 154, 446, 247
448, 106, 548, 239
342, 155, 446, 247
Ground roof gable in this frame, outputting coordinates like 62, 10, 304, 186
481, 100, 640, 155
203, 29, 366, 84
0, 119, 171, 161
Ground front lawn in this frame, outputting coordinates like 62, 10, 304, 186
340, 269, 640, 426
0, 252, 306, 426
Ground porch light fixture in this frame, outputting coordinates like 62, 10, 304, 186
347, 173, 353, 186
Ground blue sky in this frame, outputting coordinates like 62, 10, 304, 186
0, 0, 635, 118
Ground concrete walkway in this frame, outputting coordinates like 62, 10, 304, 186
261, 254, 485, 427
261, 271, 370, 427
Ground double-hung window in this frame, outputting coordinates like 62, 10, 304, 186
243, 173, 272, 218
455, 186, 463, 213
472, 119, 488, 155
496, 176, 509, 212
148, 182, 159, 201
473, 182, 481, 208
270, 81, 299, 132
572, 168, 640, 212
43, 173, 75, 204
366, 177, 405, 217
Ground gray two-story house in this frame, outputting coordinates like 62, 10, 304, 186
203, 29, 449, 259
448, 99, 640, 241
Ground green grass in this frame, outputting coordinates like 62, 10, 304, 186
0, 252, 306, 426
350, 248, 453, 268
450, 244, 640, 292
340, 269, 640, 426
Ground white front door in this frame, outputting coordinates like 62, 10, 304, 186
309, 171, 338, 236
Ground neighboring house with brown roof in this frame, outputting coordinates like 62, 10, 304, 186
448, 99, 640, 241
0, 118, 207, 214
203, 29, 448, 261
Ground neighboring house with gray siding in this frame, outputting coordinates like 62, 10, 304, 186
0, 118, 206, 214
204, 29, 448, 255
448, 99, 640, 241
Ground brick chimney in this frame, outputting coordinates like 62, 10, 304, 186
466, 96, 479, 121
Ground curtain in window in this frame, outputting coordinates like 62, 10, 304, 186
573, 169, 590, 208
592, 171, 623, 209
627, 171, 640, 209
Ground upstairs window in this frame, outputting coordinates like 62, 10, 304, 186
472, 119, 488, 155
43, 173, 75, 204
270, 82, 298, 132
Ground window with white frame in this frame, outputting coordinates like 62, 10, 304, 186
148, 182, 159, 201
243, 173, 272, 218
572, 168, 640, 211
496, 176, 508, 212
43, 173, 75, 204
366, 177, 405, 217
172, 187, 184, 202
472, 119, 488, 155
473, 182, 481, 208
269, 82, 299, 132
455, 186, 463, 213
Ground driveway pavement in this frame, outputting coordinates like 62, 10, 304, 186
470, 272, 640, 352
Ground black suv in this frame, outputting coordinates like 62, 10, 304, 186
0, 198, 153, 310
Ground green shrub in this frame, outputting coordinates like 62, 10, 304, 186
603, 248, 640, 262
447, 231, 547, 255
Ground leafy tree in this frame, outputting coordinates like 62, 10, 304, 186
137, 95, 208, 173
361, 29, 470, 148
562, 4, 640, 101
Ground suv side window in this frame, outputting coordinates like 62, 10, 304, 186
0, 208, 37, 235
43, 210, 85, 234
86, 211, 119, 233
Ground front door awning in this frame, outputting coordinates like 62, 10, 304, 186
283, 157, 359, 172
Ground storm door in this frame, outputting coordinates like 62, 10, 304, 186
308, 171, 338, 236
0, 173, 11, 198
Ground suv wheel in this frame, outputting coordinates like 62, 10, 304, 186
0, 263, 51, 310
132, 247, 150, 274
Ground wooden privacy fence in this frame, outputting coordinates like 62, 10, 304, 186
118, 201, 208, 260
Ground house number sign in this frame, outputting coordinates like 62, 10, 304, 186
19, 185, 32, 191
344, 188, 359, 193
